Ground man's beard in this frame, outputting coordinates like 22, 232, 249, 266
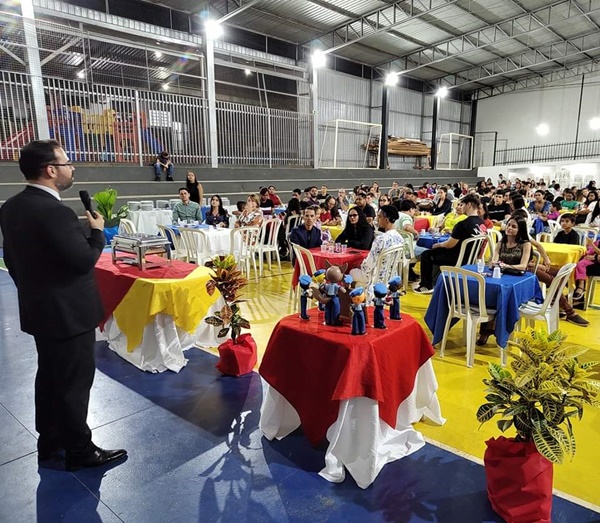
56, 177, 74, 192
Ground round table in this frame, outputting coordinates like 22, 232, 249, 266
292, 247, 369, 287
128, 209, 172, 235
417, 232, 450, 249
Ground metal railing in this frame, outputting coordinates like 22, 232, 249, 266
0, 73, 313, 166
495, 139, 600, 166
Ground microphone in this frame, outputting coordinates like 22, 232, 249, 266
79, 190, 98, 218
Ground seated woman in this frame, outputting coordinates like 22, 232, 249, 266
235, 194, 263, 228
479, 202, 494, 230
441, 201, 467, 232
573, 235, 600, 300
378, 194, 391, 208
320, 196, 341, 226
431, 187, 452, 216
204, 194, 229, 227
336, 207, 374, 251
477, 215, 532, 345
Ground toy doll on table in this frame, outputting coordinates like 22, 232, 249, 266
372, 282, 387, 329
349, 287, 366, 335
387, 276, 402, 320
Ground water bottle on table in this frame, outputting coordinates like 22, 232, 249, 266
477, 258, 485, 274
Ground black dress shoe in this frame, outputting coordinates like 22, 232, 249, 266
66, 448, 128, 472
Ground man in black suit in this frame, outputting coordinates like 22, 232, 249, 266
0, 140, 127, 471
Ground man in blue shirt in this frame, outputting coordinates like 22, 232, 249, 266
289, 206, 322, 249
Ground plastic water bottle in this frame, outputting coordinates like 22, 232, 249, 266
493, 265, 502, 279
477, 258, 485, 274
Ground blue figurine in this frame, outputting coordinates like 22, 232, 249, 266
372, 282, 387, 329
349, 287, 366, 335
322, 264, 347, 326
387, 276, 402, 320
298, 274, 313, 320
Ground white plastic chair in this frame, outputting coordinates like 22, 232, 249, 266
230, 227, 260, 283
574, 227, 598, 246
517, 263, 576, 333
119, 218, 137, 234
157, 224, 187, 261
397, 230, 416, 285
179, 228, 211, 265
538, 219, 560, 242
367, 244, 405, 291
583, 275, 600, 310
456, 235, 489, 267
285, 215, 302, 264
486, 229, 502, 262
256, 219, 282, 276
438, 266, 498, 368
289, 243, 318, 301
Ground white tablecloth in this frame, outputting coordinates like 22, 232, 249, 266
128, 209, 173, 235
100, 299, 225, 373
260, 360, 445, 489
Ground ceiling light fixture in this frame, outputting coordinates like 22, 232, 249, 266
244, 69, 251, 76
77, 70, 85, 79
204, 19, 223, 40
311, 50, 327, 69
590, 117, 600, 130
155, 51, 162, 58
162, 83, 170, 90
385, 73, 398, 87
436, 86, 448, 98
535, 123, 549, 136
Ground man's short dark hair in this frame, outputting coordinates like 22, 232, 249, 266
379, 204, 399, 223
299, 201, 310, 211
236, 201, 246, 212
462, 193, 481, 208
512, 196, 525, 210
178, 187, 189, 194
260, 187, 269, 196
400, 200, 417, 211
19, 139, 61, 181
293, 188, 301, 194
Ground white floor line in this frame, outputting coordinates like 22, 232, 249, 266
424, 436, 600, 513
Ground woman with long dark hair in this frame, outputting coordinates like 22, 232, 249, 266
204, 195, 229, 227
185, 171, 204, 205
336, 207, 374, 250
478, 215, 532, 345
320, 196, 341, 225
432, 187, 452, 215
584, 191, 600, 226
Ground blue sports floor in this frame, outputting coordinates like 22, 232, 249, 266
0, 269, 599, 522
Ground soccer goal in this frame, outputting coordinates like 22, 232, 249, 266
319, 119, 382, 169
437, 133, 473, 170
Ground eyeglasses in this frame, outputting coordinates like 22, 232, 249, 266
48, 163, 74, 168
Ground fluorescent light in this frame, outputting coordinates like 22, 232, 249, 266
590, 117, 600, 130
436, 86, 448, 98
204, 19, 223, 40
535, 123, 549, 136
311, 50, 327, 69
385, 73, 398, 86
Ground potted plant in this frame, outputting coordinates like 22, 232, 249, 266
93, 188, 129, 243
204, 255, 256, 376
476, 329, 599, 523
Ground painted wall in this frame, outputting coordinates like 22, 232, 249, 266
476, 78, 600, 151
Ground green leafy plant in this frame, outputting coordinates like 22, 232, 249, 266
476, 328, 600, 464
93, 188, 129, 228
204, 255, 250, 343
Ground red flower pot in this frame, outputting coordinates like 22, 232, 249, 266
484, 436, 553, 523
216, 334, 257, 377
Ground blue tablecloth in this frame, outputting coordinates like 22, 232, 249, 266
417, 233, 450, 249
168, 223, 210, 235
424, 264, 543, 348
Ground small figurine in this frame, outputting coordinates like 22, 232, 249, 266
387, 276, 402, 320
372, 283, 387, 329
349, 287, 366, 335
313, 269, 326, 311
313, 262, 348, 326
298, 274, 313, 320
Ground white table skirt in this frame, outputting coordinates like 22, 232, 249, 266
100, 299, 225, 373
128, 209, 173, 235
260, 360, 445, 489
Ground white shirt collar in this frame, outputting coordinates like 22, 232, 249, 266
29, 183, 61, 201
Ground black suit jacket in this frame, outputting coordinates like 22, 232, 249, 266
0, 186, 105, 339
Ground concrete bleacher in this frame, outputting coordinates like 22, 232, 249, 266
0, 163, 481, 216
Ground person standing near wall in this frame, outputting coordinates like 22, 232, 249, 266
0, 140, 127, 471
185, 171, 204, 205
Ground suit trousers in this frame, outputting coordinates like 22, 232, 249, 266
34, 330, 96, 454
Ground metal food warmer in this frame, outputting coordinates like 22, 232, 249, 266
111, 233, 172, 270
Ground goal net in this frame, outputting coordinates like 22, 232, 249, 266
437, 133, 473, 170
319, 119, 382, 169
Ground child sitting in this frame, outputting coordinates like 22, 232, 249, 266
554, 214, 580, 245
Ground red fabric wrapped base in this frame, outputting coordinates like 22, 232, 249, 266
216, 334, 257, 377
484, 436, 553, 523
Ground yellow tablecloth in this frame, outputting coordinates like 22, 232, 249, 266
540, 242, 585, 269
114, 266, 218, 351
322, 225, 343, 241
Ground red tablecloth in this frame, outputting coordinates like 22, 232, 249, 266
259, 309, 435, 446
94, 253, 198, 325
291, 248, 368, 287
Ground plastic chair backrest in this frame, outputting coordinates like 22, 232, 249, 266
456, 235, 488, 267
119, 218, 137, 234
574, 227, 596, 246
440, 265, 488, 319
529, 249, 540, 274
157, 224, 184, 254
230, 226, 260, 259
537, 263, 576, 315
397, 230, 415, 259
180, 228, 209, 263
290, 243, 317, 276
372, 244, 405, 285
285, 215, 301, 238
486, 229, 502, 256
260, 218, 282, 248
